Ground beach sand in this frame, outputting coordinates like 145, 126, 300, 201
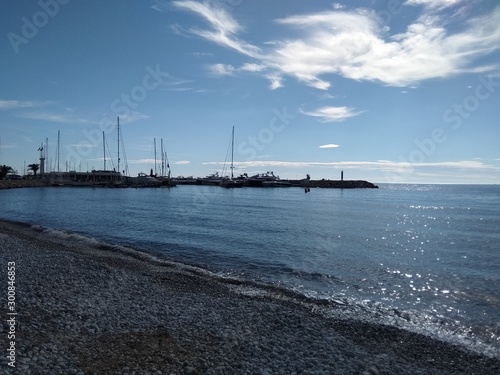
1, 219, 499, 375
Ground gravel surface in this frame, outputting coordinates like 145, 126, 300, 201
1, 220, 499, 375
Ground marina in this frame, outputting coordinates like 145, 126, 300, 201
1, 118, 377, 190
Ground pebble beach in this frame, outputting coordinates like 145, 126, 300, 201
1, 219, 499, 375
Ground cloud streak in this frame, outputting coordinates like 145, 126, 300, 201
118, 111, 150, 124
0, 100, 49, 110
203, 159, 500, 174
209, 63, 236, 76
405, 0, 462, 11
17, 111, 94, 125
173, 0, 262, 58
300, 106, 363, 122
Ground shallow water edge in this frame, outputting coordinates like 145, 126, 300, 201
1, 218, 499, 374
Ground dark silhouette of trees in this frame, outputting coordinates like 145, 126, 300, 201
0, 165, 14, 179
28, 163, 40, 177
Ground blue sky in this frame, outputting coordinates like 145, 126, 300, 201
1, 0, 499, 183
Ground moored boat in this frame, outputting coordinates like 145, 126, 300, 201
129, 173, 161, 187
246, 171, 287, 187
198, 172, 225, 185
219, 126, 244, 188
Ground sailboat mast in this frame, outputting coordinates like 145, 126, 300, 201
160, 138, 164, 177
103, 131, 106, 171
57, 130, 60, 173
154, 138, 157, 176
231, 126, 235, 179
117, 117, 120, 174
46, 138, 49, 173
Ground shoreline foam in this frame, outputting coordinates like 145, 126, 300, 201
1, 219, 499, 374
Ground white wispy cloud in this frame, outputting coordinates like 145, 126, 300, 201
151, 0, 169, 12
17, 111, 94, 124
69, 143, 98, 149
169, 23, 185, 36
319, 144, 340, 149
173, 1, 500, 90
116, 111, 150, 124
128, 158, 156, 165
19, 110, 149, 125
300, 106, 363, 122
241, 63, 266, 72
209, 63, 236, 76
0, 100, 49, 110
405, 0, 462, 11
209, 62, 278, 87
175, 160, 190, 165
172, 0, 262, 57
265, 74, 284, 90
164, 87, 193, 92
192, 51, 213, 58
274, 7, 500, 88
0, 143, 18, 149
168, 77, 194, 86
159, 74, 200, 92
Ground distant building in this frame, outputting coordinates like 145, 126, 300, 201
6, 174, 22, 180
46, 170, 124, 186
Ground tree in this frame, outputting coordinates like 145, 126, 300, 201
28, 163, 40, 177
0, 165, 14, 179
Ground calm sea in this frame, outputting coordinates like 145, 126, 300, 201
1, 184, 499, 356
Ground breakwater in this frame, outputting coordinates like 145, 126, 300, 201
0, 179, 48, 189
0, 178, 378, 189
174, 178, 379, 188
291, 179, 378, 189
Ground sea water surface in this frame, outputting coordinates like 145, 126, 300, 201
1, 184, 499, 356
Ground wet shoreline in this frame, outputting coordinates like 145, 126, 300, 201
0, 219, 499, 374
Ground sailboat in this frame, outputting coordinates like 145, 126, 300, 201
158, 138, 177, 187
219, 126, 243, 188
